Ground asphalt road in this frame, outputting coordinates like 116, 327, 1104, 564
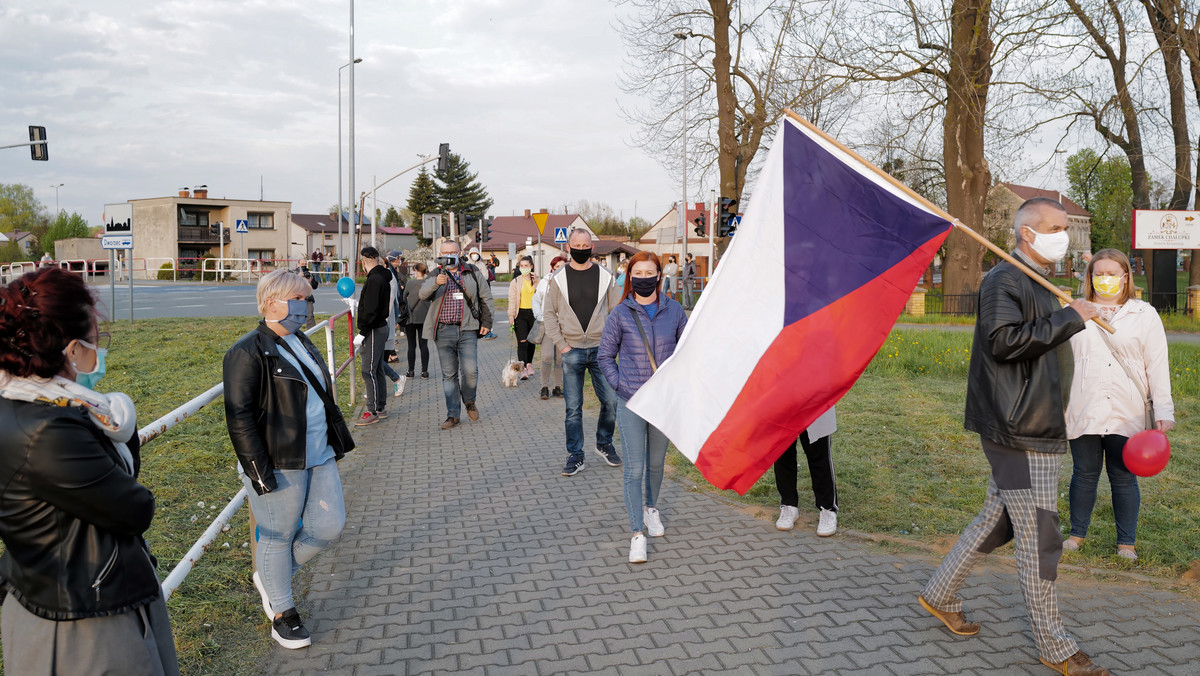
89, 280, 512, 321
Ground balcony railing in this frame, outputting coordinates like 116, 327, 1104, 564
177, 226, 231, 244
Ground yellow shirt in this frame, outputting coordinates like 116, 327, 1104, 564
520, 276, 536, 309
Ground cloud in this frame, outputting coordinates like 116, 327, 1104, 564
0, 0, 679, 227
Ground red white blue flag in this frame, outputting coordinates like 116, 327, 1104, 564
627, 114, 953, 494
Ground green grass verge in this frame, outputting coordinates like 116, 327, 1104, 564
0, 316, 356, 675
664, 328, 1200, 580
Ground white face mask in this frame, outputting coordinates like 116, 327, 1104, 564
519, 266, 532, 274
1024, 227, 1070, 263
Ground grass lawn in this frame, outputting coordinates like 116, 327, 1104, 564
0, 316, 356, 675
662, 329, 1200, 581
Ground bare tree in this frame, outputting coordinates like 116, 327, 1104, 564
617, 0, 847, 205
817, 0, 1071, 296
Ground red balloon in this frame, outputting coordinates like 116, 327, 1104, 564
1123, 430, 1171, 477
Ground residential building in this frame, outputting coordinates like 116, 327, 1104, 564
124, 189, 294, 276
0, 230, 35, 256
463, 210, 594, 273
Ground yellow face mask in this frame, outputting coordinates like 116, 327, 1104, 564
1092, 274, 1123, 299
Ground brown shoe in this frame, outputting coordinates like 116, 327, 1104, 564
918, 595, 980, 636
465, 403, 479, 421
1040, 651, 1110, 675
440, 417, 459, 430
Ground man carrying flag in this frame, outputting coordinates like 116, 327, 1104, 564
918, 197, 1108, 675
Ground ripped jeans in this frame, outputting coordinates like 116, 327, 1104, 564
243, 457, 346, 614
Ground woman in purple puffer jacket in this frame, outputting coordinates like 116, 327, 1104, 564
599, 251, 688, 564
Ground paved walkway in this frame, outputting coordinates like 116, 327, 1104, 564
260, 328, 1200, 675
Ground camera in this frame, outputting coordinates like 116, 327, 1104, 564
436, 254, 460, 267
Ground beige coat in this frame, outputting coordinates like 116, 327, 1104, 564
507, 272, 538, 322
1065, 299, 1174, 439
543, 263, 621, 350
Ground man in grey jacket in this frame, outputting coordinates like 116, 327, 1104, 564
544, 229, 623, 476
681, 253, 696, 310
420, 239, 494, 430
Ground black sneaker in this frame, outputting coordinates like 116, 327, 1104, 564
595, 443, 622, 467
421, 371, 429, 379
552, 386, 563, 398
405, 370, 415, 378
540, 387, 549, 400
562, 457, 585, 476
271, 608, 312, 649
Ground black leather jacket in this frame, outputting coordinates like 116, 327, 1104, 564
964, 257, 1086, 453
223, 323, 354, 494
0, 398, 160, 620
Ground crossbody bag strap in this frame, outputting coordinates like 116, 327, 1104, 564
274, 337, 337, 409
443, 268, 481, 319
628, 306, 658, 372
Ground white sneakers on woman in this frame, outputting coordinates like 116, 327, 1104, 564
644, 507, 665, 537
776, 505, 838, 537
629, 534, 647, 563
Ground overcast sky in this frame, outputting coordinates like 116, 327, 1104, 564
0, 0, 688, 226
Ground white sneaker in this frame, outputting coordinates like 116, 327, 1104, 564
644, 507, 665, 537
252, 571, 273, 620
776, 505, 800, 531
629, 534, 647, 563
817, 508, 838, 537
394, 376, 406, 397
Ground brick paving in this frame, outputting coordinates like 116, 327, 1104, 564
259, 327, 1200, 675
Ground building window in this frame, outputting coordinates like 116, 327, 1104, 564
179, 209, 210, 227
247, 213, 273, 229
248, 249, 276, 261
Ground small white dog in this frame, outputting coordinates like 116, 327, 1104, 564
501, 360, 523, 388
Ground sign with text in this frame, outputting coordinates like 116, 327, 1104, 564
101, 235, 132, 250
1133, 210, 1200, 249
103, 203, 133, 239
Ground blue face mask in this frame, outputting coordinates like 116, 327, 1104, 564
267, 298, 308, 335
69, 339, 107, 390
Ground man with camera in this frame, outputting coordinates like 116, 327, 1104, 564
420, 239, 494, 430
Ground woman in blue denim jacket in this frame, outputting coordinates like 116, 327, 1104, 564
599, 251, 688, 563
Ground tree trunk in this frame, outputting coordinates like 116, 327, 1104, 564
710, 0, 737, 203
940, 0, 993, 298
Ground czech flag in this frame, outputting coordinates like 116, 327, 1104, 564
627, 114, 954, 494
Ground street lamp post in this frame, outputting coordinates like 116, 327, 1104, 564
349, 0, 357, 271
50, 183, 63, 215
338, 57, 362, 269
673, 29, 692, 277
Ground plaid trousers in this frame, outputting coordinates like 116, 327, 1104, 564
922, 439, 1078, 663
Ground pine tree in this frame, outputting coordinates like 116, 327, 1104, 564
405, 167, 441, 244
436, 153, 493, 219
384, 206, 403, 228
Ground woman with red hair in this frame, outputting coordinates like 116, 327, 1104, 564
598, 250, 688, 563
533, 255, 569, 399
0, 268, 178, 674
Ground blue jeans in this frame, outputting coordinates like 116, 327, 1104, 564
561, 346, 616, 460
1069, 434, 1139, 545
243, 458, 346, 614
383, 361, 399, 382
617, 397, 668, 533
433, 324, 478, 419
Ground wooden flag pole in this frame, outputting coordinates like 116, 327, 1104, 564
781, 109, 1114, 334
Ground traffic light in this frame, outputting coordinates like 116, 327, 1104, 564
481, 217, 493, 243
693, 213, 706, 237
28, 126, 47, 161
718, 197, 738, 237
438, 143, 450, 173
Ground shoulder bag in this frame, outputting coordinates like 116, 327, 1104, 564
1096, 328, 1155, 430
628, 306, 658, 372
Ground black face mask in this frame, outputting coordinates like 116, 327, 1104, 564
632, 276, 660, 298
570, 247, 592, 264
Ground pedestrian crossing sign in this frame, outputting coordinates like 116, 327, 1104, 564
554, 227, 568, 244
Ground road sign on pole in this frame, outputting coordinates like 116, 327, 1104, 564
532, 212, 550, 235
553, 227, 568, 244
235, 219, 250, 233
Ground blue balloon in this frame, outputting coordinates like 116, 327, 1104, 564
336, 276, 356, 298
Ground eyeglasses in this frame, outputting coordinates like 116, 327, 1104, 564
90, 332, 111, 351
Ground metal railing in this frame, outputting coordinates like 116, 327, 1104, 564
154, 308, 356, 600
923, 292, 979, 317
